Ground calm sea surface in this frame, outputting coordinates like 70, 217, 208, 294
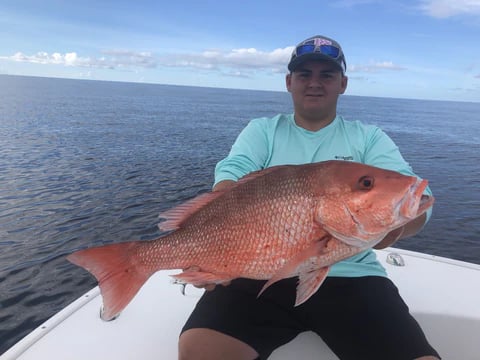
0, 74, 479, 354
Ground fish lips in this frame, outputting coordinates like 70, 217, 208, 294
399, 178, 434, 219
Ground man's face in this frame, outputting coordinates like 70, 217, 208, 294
286, 61, 348, 121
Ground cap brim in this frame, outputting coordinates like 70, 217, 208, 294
288, 53, 343, 72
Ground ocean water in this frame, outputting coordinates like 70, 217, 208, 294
0, 74, 479, 354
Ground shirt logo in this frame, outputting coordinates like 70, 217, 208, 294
334, 156, 353, 161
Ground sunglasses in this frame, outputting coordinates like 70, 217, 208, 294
294, 44, 341, 59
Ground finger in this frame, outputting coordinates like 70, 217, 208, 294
193, 283, 216, 291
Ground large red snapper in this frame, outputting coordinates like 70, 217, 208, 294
67, 160, 434, 320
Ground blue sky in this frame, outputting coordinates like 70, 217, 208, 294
1, 0, 479, 102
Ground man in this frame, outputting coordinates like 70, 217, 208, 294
178, 35, 440, 360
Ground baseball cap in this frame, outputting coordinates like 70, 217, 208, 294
288, 35, 347, 73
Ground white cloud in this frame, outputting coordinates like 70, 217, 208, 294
9, 51, 83, 66
420, 0, 480, 18
159, 46, 293, 72
1, 47, 292, 74
100, 50, 157, 68
1, 47, 406, 78
223, 70, 252, 79
2, 50, 156, 70
349, 61, 407, 73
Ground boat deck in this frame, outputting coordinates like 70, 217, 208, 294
3, 248, 480, 360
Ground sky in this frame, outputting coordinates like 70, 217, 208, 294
1, 0, 480, 102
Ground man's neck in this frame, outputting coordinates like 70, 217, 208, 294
294, 113, 336, 132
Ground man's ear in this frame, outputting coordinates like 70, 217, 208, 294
340, 75, 348, 94
286, 73, 292, 92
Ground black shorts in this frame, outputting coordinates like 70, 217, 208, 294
181, 276, 440, 360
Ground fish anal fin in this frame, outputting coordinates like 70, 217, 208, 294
158, 192, 225, 231
257, 238, 329, 298
295, 266, 330, 306
171, 269, 232, 287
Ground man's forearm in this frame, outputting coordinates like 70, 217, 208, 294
213, 180, 237, 192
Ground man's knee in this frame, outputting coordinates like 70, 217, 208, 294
178, 328, 258, 360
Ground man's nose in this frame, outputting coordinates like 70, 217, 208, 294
308, 76, 323, 87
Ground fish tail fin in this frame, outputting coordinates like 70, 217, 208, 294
67, 241, 152, 321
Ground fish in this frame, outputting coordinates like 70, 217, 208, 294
67, 160, 434, 320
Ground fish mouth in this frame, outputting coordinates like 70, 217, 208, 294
400, 178, 434, 219
418, 194, 434, 214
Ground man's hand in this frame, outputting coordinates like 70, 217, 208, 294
182, 266, 231, 291
194, 281, 231, 291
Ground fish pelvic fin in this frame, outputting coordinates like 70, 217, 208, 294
295, 267, 330, 306
257, 237, 329, 299
67, 241, 152, 321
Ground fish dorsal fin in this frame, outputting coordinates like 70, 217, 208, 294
158, 191, 225, 231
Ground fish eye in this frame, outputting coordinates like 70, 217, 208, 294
357, 175, 374, 190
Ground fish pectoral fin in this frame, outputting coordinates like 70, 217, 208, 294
170, 270, 232, 287
257, 238, 329, 299
295, 266, 330, 306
